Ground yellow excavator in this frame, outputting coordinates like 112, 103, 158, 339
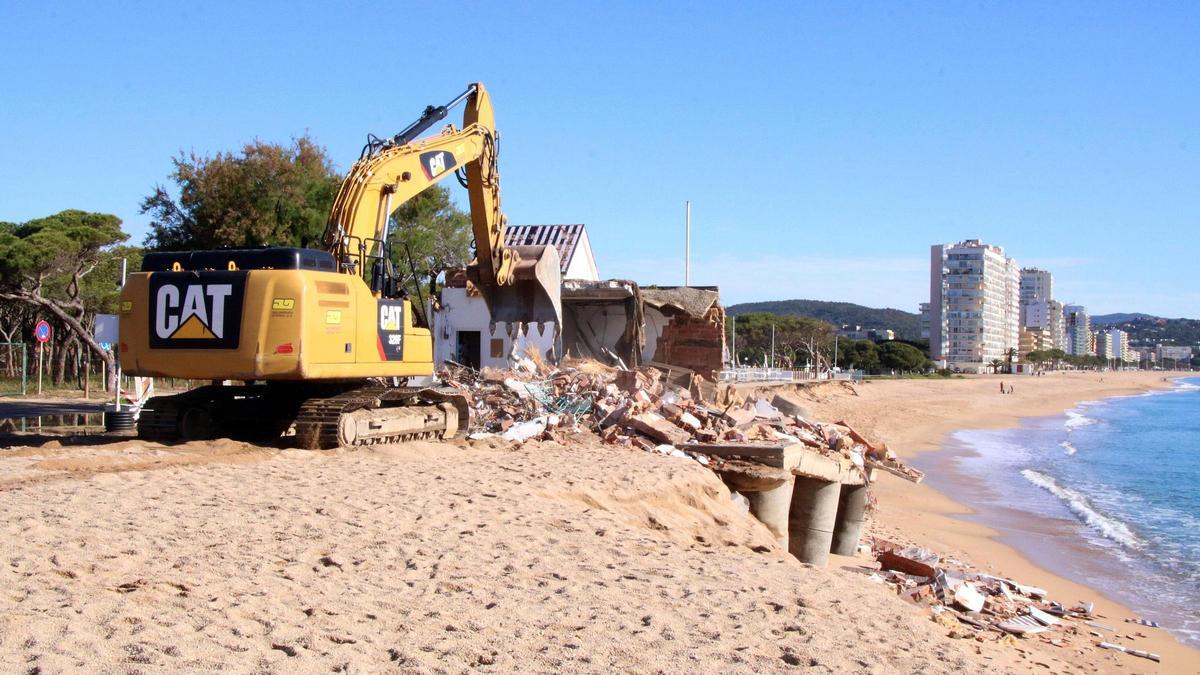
117, 83, 561, 448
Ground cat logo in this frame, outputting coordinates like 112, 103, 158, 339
380, 304, 403, 331
149, 272, 246, 349
376, 300, 405, 361
419, 150, 457, 180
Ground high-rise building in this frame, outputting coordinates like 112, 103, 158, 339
1094, 330, 1114, 360
1064, 305, 1091, 356
929, 240, 1020, 373
918, 302, 931, 339
1018, 268, 1063, 351
1019, 268, 1053, 305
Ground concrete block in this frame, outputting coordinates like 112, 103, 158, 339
788, 476, 841, 566
830, 483, 869, 556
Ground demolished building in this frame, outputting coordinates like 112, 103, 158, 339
433, 224, 728, 380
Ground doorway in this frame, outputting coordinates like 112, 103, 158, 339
455, 331, 481, 369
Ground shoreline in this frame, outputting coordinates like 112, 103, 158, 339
799, 371, 1198, 672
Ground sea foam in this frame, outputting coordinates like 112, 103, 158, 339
1063, 410, 1097, 429
1060, 440, 1077, 456
1021, 469, 1144, 550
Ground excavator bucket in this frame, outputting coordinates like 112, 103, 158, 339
471, 245, 562, 327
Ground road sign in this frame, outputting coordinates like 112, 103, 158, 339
34, 320, 51, 343
94, 314, 118, 345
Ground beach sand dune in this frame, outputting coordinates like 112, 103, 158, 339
0, 435, 989, 673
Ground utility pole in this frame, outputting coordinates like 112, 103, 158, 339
833, 334, 838, 376
770, 323, 775, 369
684, 200, 691, 287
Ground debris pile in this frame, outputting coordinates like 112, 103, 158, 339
440, 357, 922, 481
872, 539, 1162, 663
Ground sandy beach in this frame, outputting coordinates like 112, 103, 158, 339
0, 371, 1195, 673
797, 370, 1198, 672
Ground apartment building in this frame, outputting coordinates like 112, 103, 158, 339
1064, 305, 1092, 356
929, 240, 1020, 373
1018, 268, 1064, 351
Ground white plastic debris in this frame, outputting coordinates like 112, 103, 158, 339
504, 378, 532, 399
952, 583, 985, 613
771, 430, 801, 444
753, 398, 783, 419
1099, 642, 1161, 662
1015, 583, 1047, 599
1027, 606, 1060, 626
467, 432, 496, 440
502, 416, 546, 442
997, 614, 1048, 636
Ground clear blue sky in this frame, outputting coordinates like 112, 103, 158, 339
2, 2, 1197, 317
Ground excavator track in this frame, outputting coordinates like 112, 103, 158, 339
135, 393, 186, 442
135, 384, 469, 449
293, 386, 469, 450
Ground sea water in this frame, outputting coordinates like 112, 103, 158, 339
921, 377, 1200, 647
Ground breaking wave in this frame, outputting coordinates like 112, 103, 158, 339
1021, 469, 1144, 550
1064, 410, 1097, 429
1060, 440, 1077, 456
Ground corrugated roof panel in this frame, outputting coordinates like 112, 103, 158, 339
504, 224, 586, 275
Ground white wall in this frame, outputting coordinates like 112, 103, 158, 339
432, 287, 557, 369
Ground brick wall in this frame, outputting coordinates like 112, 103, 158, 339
652, 305, 726, 378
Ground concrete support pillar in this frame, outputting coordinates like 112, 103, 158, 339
830, 483, 869, 556
788, 476, 841, 566
744, 476, 795, 549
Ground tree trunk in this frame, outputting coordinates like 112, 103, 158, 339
0, 293, 116, 392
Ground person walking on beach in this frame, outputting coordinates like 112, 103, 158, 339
1000, 381, 1006, 394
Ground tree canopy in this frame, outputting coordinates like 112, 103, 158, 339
0, 210, 131, 380
387, 185, 473, 299
141, 135, 340, 251
877, 341, 930, 372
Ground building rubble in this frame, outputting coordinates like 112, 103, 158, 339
871, 539, 1163, 663
437, 354, 921, 484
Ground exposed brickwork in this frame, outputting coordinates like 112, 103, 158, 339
652, 305, 726, 378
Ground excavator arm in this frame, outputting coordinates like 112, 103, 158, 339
321, 83, 561, 326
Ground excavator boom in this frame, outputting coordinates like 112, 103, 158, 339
322, 83, 561, 326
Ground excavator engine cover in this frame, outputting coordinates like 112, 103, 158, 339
470, 244, 562, 326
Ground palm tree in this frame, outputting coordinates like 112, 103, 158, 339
1004, 348, 1018, 374
989, 358, 1004, 374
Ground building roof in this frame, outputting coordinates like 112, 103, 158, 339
505, 224, 587, 276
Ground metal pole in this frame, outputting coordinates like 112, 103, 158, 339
116, 258, 127, 411
37, 341, 43, 396
21, 343, 27, 397
684, 201, 691, 287
833, 334, 838, 374
770, 323, 775, 369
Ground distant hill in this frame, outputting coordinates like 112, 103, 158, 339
727, 299, 922, 340
1092, 315, 1200, 347
1091, 312, 1161, 324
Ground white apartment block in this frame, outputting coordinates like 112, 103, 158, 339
1064, 305, 1091, 356
1018, 268, 1063, 350
1019, 268, 1053, 304
929, 240, 1020, 373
